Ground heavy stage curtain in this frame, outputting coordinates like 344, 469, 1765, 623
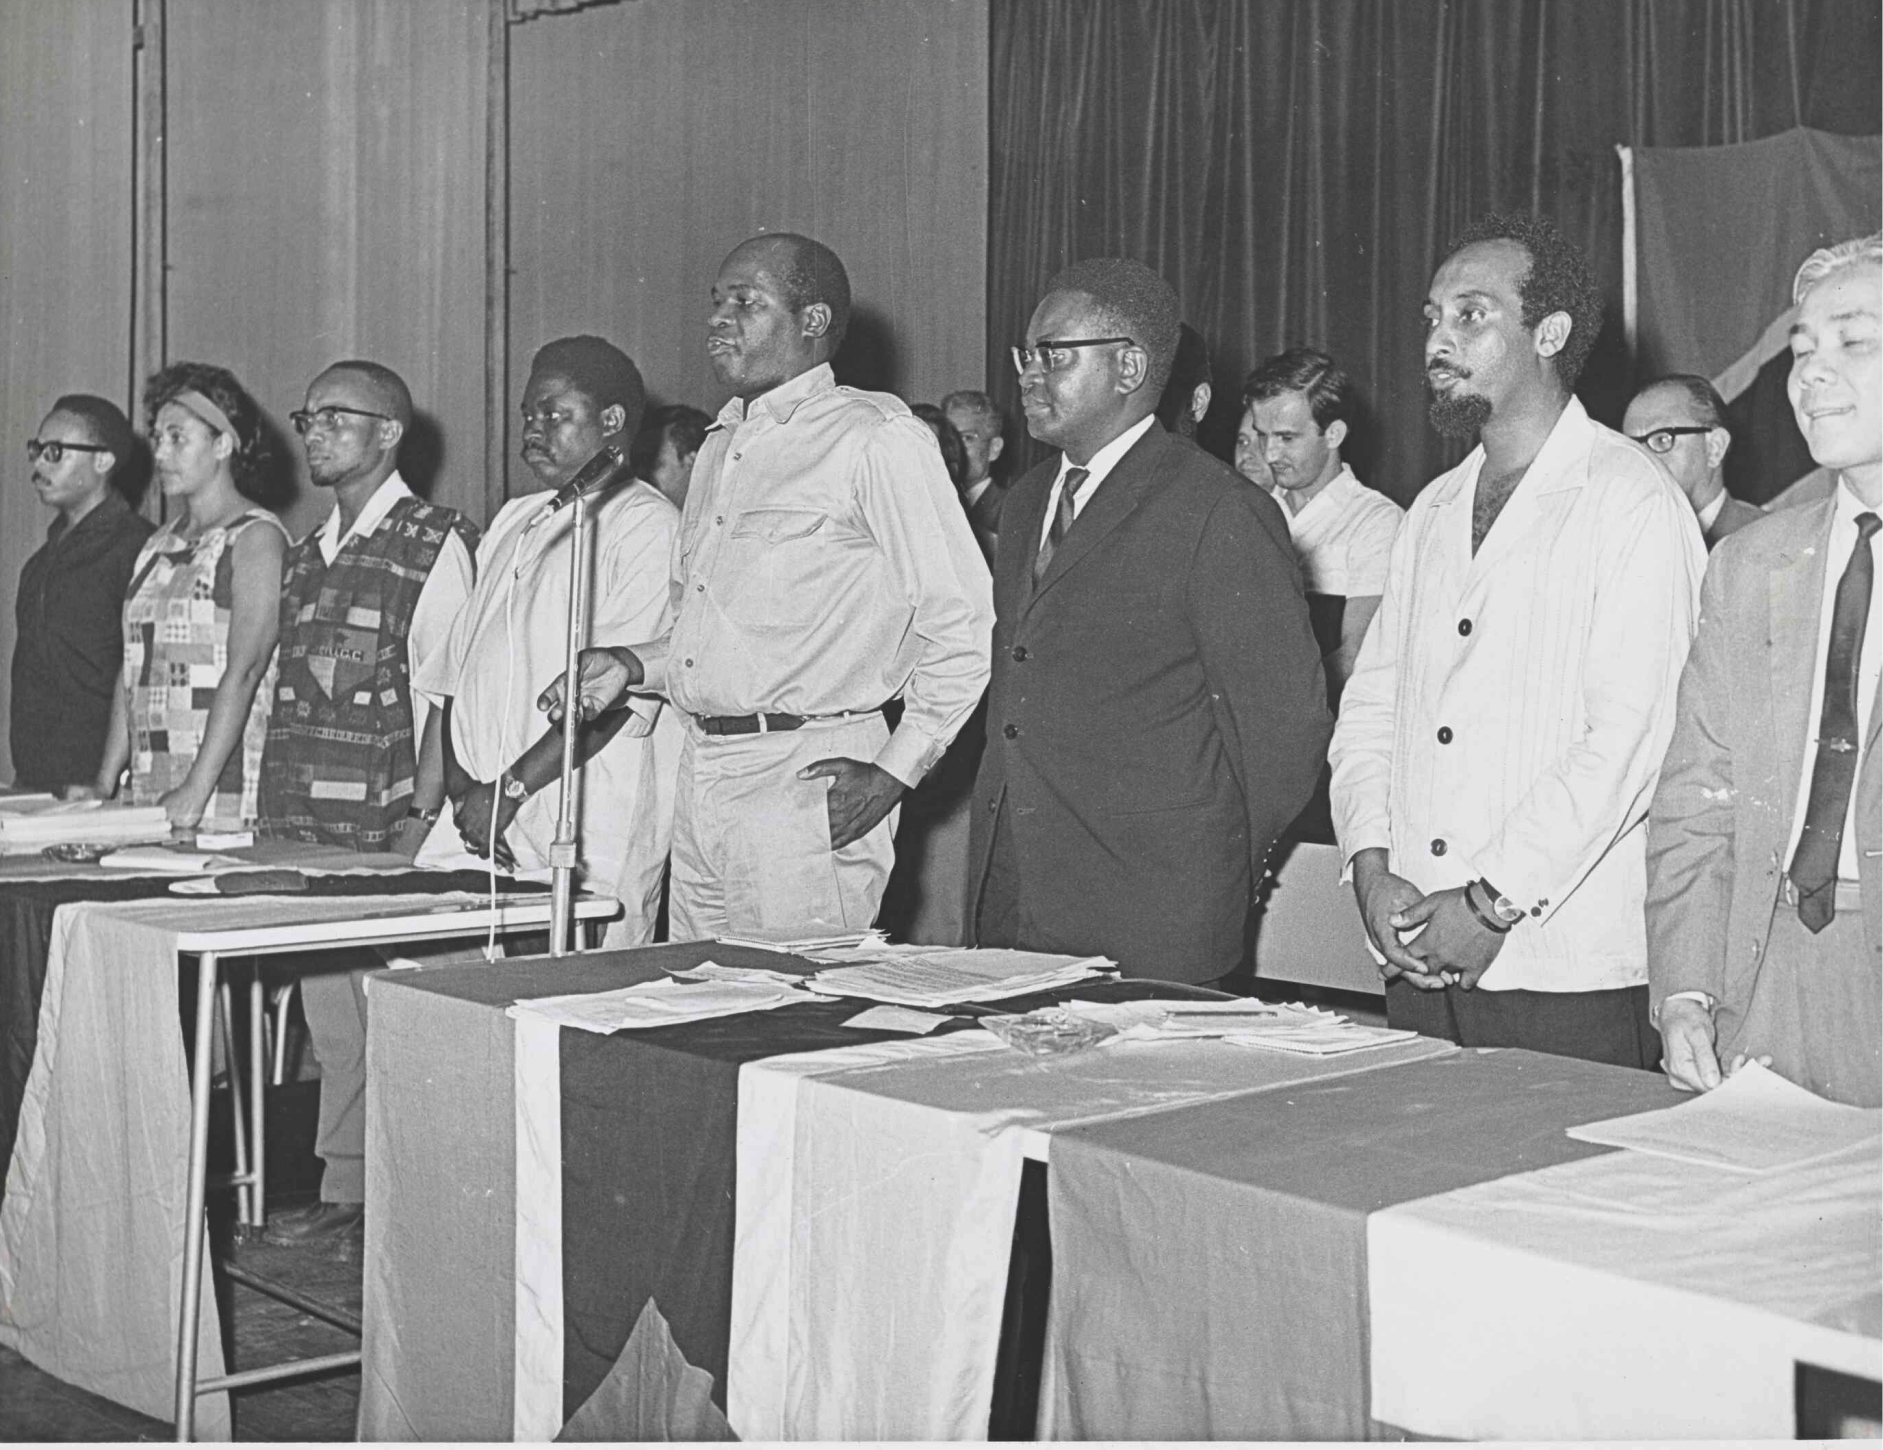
988, 0, 1883, 504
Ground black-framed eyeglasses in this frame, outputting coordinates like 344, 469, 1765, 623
1011, 337, 1137, 375
289, 405, 393, 436
1630, 425, 1712, 455
26, 439, 110, 464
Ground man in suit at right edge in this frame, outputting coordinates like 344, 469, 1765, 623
1647, 234, 1882, 1107
970, 258, 1330, 986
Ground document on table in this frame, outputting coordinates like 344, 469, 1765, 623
842, 1005, 953, 1035
1225, 1021, 1420, 1056
0, 801, 172, 852
810, 948, 1113, 1007
508, 978, 808, 1033
1567, 1061, 1882, 1172
716, 927, 888, 961
97, 846, 244, 874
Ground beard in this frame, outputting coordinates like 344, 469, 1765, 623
1426, 382, 1492, 438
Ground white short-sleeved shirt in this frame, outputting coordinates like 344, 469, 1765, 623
1268, 465, 1404, 597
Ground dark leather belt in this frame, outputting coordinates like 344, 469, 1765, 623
694, 708, 879, 736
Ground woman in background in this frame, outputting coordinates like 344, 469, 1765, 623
83, 363, 286, 832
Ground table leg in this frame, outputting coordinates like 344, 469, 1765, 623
217, 980, 251, 1227
175, 950, 219, 1440
250, 967, 266, 1232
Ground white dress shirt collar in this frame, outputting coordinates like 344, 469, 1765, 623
316, 472, 414, 564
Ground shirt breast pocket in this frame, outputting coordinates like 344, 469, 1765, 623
723, 507, 834, 630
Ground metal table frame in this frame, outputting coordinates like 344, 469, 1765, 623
169, 893, 619, 1439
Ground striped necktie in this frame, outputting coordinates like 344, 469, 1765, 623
1034, 467, 1086, 586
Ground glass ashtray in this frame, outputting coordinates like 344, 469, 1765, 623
981, 1005, 1118, 1056
42, 841, 114, 864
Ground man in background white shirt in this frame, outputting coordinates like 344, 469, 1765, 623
1329, 213, 1704, 1067
1647, 234, 1882, 1107
1243, 346, 1402, 697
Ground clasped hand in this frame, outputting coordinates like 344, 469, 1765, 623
538, 646, 641, 725
1351, 851, 1506, 991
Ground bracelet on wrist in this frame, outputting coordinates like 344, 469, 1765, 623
405, 804, 441, 824
1462, 881, 1513, 935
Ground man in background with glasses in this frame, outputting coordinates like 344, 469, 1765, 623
257, 359, 477, 1254
1624, 374, 1764, 549
969, 258, 1330, 985
10, 396, 152, 791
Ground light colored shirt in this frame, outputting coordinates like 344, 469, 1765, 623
1266, 464, 1404, 597
634, 364, 993, 788
1329, 398, 1706, 992
311, 472, 475, 742
1783, 476, 1881, 883
414, 481, 681, 902
1693, 486, 1726, 535
963, 476, 995, 509
1037, 414, 1158, 547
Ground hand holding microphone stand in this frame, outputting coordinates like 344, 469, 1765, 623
543, 443, 632, 955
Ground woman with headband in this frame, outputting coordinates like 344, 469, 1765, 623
81, 363, 288, 832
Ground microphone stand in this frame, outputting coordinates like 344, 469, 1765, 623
547, 487, 593, 956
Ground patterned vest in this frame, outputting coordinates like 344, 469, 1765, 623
260, 495, 479, 850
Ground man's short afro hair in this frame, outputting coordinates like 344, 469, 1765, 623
1044, 257, 1183, 395
1445, 213, 1604, 390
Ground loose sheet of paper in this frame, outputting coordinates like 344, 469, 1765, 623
508, 978, 806, 1033
1566, 1061, 1882, 1172
842, 1005, 952, 1035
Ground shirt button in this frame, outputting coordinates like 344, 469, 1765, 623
696, 583, 705, 592
1012, 646, 1029, 662
715, 515, 724, 525
1003, 723, 1019, 739
1531, 907, 1542, 917
988, 799, 999, 813
1458, 619, 1472, 636
1430, 838, 1447, 857
683, 658, 693, 667
731, 452, 742, 461
1437, 726, 1452, 744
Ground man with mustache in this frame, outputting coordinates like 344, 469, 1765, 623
259, 360, 477, 1252
1647, 235, 1882, 1106
415, 335, 681, 945
1329, 214, 1704, 1066
540, 236, 990, 939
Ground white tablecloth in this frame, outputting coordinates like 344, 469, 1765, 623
730, 1028, 1454, 1440
1368, 1135, 1883, 1438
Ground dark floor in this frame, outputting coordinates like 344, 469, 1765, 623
0, 1081, 363, 1442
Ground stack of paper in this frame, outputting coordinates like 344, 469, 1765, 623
508, 978, 807, 1034
97, 846, 243, 874
0, 801, 172, 854
669, 961, 815, 987
1566, 1061, 1882, 1172
0, 791, 61, 812
809, 948, 1113, 1008
1225, 1018, 1419, 1056
717, 927, 888, 962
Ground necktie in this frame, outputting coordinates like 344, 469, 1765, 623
1034, 467, 1086, 586
1789, 510, 1880, 931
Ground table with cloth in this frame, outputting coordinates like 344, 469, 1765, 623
0, 844, 581, 1437
1039, 1047, 1881, 1440
359, 945, 1454, 1440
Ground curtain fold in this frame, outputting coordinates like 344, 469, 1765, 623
989, 0, 1882, 502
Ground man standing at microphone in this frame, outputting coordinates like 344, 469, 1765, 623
415, 335, 682, 945
541, 234, 992, 939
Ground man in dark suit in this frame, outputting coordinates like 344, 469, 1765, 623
969, 258, 1330, 984
1623, 375, 1763, 548
1647, 235, 1881, 1107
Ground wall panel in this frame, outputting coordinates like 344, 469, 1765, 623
508, 0, 989, 500
0, 0, 136, 783
165, 0, 488, 540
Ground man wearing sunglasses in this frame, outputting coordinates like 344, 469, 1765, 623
968, 258, 1330, 984
1624, 374, 1764, 549
257, 360, 477, 1253
10, 396, 153, 792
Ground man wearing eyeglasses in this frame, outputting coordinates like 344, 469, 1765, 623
257, 360, 476, 1252
967, 258, 1330, 984
1623, 374, 1764, 549
10, 396, 153, 791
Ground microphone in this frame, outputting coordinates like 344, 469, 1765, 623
544, 444, 631, 514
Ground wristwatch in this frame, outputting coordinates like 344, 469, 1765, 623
501, 774, 529, 803
1475, 879, 1524, 926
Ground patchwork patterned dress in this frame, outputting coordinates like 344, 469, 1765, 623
120, 508, 289, 830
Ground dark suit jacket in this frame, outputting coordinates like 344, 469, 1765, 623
963, 479, 1006, 562
1648, 498, 1880, 1092
968, 424, 1331, 981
